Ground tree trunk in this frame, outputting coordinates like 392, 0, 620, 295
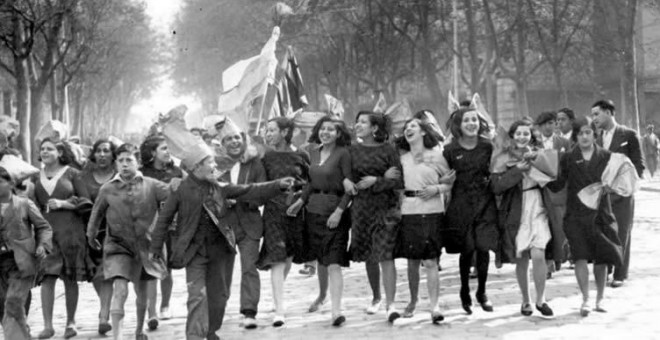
515, 79, 529, 118
12, 11, 32, 161
552, 65, 569, 107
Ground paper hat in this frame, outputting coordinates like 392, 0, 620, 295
204, 115, 243, 142
181, 140, 214, 170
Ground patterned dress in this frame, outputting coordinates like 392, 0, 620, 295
442, 139, 499, 254
257, 149, 310, 269
348, 143, 403, 263
33, 166, 95, 281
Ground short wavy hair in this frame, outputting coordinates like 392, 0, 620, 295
38, 138, 77, 166
355, 111, 391, 143
395, 118, 440, 151
139, 135, 167, 167
88, 138, 117, 164
446, 108, 490, 139
268, 117, 295, 145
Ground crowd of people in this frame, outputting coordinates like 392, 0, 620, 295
0, 99, 648, 340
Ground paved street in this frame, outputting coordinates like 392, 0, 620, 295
8, 178, 660, 340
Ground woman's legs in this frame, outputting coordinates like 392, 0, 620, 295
38, 276, 57, 337
309, 264, 328, 312
63, 279, 79, 329
328, 264, 343, 317
594, 263, 607, 311
459, 251, 473, 309
380, 260, 397, 310
530, 248, 548, 306
366, 261, 381, 304
422, 259, 440, 310
404, 259, 421, 316
160, 269, 174, 316
92, 277, 113, 329
515, 253, 531, 305
146, 280, 158, 329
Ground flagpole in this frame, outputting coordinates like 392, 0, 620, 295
453, 0, 459, 97
255, 82, 269, 135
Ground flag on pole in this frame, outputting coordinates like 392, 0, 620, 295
217, 27, 280, 132
384, 99, 412, 137
282, 46, 307, 111
324, 94, 344, 119
373, 92, 387, 113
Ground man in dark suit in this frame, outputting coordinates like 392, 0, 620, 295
536, 111, 571, 153
591, 100, 645, 288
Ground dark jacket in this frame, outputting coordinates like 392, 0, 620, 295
491, 164, 557, 264
1, 194, 53, 277
598, 125, 645, 177
150, 175, 282, 269
218, 156, 267, 240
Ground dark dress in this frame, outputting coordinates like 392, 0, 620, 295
301, 145, 351, 267
348, 143, 403, 263
78, 169, 116, 272
141, 164, 184, 265
548, 146, 622, 265
33, 166, 95, 281
442, 139, 499, 254
257, 148, 310, 269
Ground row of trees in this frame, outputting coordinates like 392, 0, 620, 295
0, 0, 161, 161
172, 0, 655, 129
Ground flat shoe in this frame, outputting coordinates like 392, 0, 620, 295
38, 329, 55, 339
273, 315, 285, 327
387, 308, 401, 323
535, 303, 554, 317
366, 300, 382, 315
135, 333, 148, 340
580, 302, 591, 317
332, 315, 346, 327
147, 317, 159, 330
64, 326, 77, 339
520, 303, 533, 316
431, 308, 444, 324
243, 316, 258, 329
308, 297, 326, 313
595, 301, 607, 313
611, 280, 624, 288
402, 303, 416, 318
460, 290, 472, 315
476, 293, 494, 312
98, 322, 112, 335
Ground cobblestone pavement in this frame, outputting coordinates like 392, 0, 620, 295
6, 179, 660, 340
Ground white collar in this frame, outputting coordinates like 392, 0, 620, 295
604, 123, 617, 135
111, 171, 144, 184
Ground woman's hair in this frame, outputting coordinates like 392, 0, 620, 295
0, 166, 12, 183
507, 119, 537, 146
308, 115, 352, 147
571, 116, 597, 143
88, 138, 117, 163
139, 135, 167, 167
395, 118, 440, 151
412, 109, 445, 142
268, 117, 295, 145
38, 137, 77, 166
446, 108, 490, 139
355, 111, 391, 143
115, 143, 140, 160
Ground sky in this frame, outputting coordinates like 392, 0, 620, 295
127, 0, 202, 132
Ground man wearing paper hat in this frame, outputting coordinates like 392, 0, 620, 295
150, 140, 294, 340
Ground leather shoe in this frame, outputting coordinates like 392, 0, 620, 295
611, 280, 624, 288
476, 293, 493, 312
535, 302, 554, 317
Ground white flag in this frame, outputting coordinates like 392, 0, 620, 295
217, 27, 280, 129
324, 94, 344, 119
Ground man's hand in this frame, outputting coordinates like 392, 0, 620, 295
439, 170, 456, 184
278, 177, 295, 190
149, 252, 162, 261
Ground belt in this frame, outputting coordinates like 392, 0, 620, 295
312, 189, 344, 196
523, 186, 542, 192
403, 190, 424, 197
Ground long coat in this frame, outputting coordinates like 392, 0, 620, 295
547, 146, 622, 265
491, 165, 557, 264
2, 194, 52, 278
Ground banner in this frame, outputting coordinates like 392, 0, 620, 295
324, 94, 344, 119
